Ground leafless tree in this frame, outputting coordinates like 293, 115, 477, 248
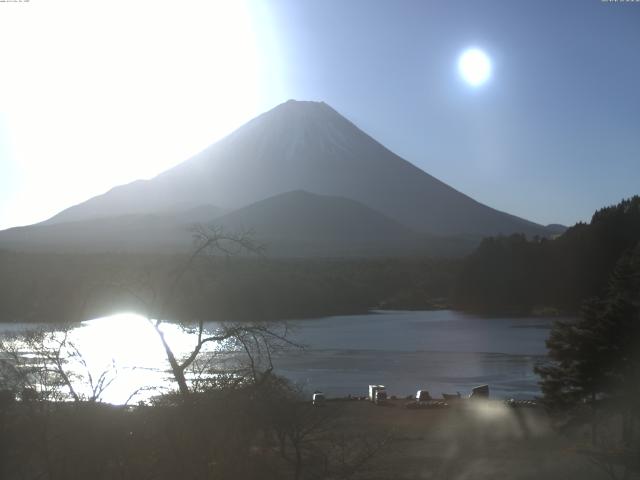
262, 385, 392, 480
111, 224, 300, 396
0, 326, 117, 403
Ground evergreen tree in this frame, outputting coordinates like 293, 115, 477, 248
455, 196, 640, 313
535, 243, 640, 447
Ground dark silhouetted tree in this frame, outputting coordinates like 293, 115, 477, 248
535, 243, 640, 478
455, 196, 640, 314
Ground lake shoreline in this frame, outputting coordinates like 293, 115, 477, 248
0, 310, 556, 403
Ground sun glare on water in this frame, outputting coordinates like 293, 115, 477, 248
69, 314, 225, 404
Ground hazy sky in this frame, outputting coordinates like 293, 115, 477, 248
1, 0, 638, 229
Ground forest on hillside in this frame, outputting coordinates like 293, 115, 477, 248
454, 196, 640, 314
0, 251, 456, 324
1, 196, 638, 323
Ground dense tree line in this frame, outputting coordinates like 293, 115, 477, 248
0, 251, 458, 323
454, 196, 640, 314
535, 242, 640, 478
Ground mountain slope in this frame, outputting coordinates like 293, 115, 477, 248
214, 190, 428, 257
44, 100, 552, 237
1, 191, 437, 256
0, 205, 224, 253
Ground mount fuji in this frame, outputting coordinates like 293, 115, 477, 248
0, 100, 559, 256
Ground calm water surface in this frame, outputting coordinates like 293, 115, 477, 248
280, 310, 555, 400
0, 310, 558, 403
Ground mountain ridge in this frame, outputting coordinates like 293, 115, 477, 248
1, 100, 564, 258
42, 100, 554, 238
2, 190, 473, 257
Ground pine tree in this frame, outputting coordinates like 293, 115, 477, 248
536, 243, 640, 453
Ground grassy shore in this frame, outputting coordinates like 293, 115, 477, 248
0, 393, 610, 479
321, 398, 607, 479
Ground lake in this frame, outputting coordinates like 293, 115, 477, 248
279, 310, 554, 400
0, 310, 558, 404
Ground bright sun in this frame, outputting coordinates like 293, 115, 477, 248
458, 48, 492, 87
0, 0, 282, 229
